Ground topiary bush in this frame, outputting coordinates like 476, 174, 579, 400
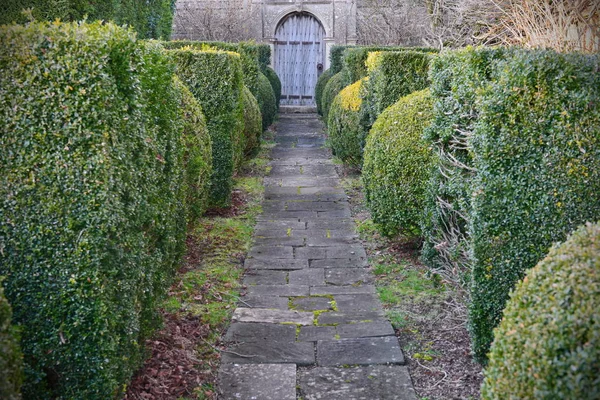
262, 66, 281, 108
173, 76, 213, 220
0, 21, 186, 398
0, 279, 22, 400
168, 47, 244, 207
421, 47, 506, 281
469, 49, 600, 363
316, 69, 334, 115
327, 78, 367, 167
1, 0, 175, 39
362, 89, 435, 237
322, 71, 352, 124
256, 71, 277, 130
255, 43, 271, 70
481, 222, 600, 399
329, 45, 356, 74
241, 85, 263, 161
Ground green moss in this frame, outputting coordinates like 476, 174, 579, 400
481, 223, 600, 399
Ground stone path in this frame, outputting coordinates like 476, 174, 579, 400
218, 114, 417, 400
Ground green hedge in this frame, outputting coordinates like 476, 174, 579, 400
241, 85, 262, 160
168, 47, 244, 207
164, 40, 260, 95
263, 66, 281, 108
0, 279, 22, 400
0, 0, 175, 39
469, 49, 600, 362
322, 71, 351, 124
316, 69, 334, 115
329, 45, 356, 74
363, 89, 435, 237
327, 78, 367, 167
256, 71, 277, 130
0, 21, 186, 398
421, 47, 506, 277
173, 76, 213, 220
481, 222, 600, 399
256, 43, 271, 70
343, 46, 437, 83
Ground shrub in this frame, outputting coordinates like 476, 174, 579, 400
363, 89, 435, 237
322, 71, 351, 124
1, 0, 175, 39
327, 78, 367, 167
0, 279, 22, 400
168, 47, 244, 207
241, 85, 263, 161
262, 66, 281, 108
316, 69, 334, 115
0, 21, 186, 398
256, 43, 271, 70
469, 49, 600, 362
329, 45, 356, 74
421, 47, 506, 279
256, 71, 277, 130
173, 76, 213, 220
481, 222, 600, 399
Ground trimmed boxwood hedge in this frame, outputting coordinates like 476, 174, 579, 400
327, 78, 367, 167
256, 43, 271, 70
363, 89, 435, 237
168, 47, 244, 207
241, 85, 263, 160
0, 21, 186, 398
262, 66, 281, 109
322, 71, 352, 124
0, 0, 175, 39
316, 69, 334, 115
469, 49, 600, 363
173, 76, 213, 220
481, 222, 600, 399
329, 45, 356, 74
0, 279, 22, 400
256, 71, 278, 130
421, 47, 506, 278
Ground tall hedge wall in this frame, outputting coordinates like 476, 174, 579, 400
256, 43, 271, 70
262, 66, 281, 109
0, 0, 175, 39
256, 71, 278, 130
329, 45, 356, 74
0, 279, 22, 400
363, 89, 435, 237
168, 48, 244, 207
469, 49, 600, 362
173, 76, 213, 220
0, 21, 186, 398
316, 69, 334, 115
421, 47, 506, 278
241, 86, 263, 160
327, 78, 367, 168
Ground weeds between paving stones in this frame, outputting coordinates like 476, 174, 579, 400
336, 163, 483, 400
124, 129, 276, 400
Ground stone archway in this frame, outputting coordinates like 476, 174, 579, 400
274, 12, 326, 106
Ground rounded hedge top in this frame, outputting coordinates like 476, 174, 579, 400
481, 222, 600, 400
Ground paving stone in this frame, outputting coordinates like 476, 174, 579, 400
244, 259, 308, 270
238, 295, 289, 310
325, 246, 367, 259
257, 211, 318, 219
310, 285, 377, 295
325, 268, 372, 285
307, 220, 356, 230
288, 268, 325, 286
291, 296, 334, 311
232, 308, 314, 325
222, 341, 315, 365
297, 365, 417, 400
255, 220, 306, 231
316, 337, 405, 366
317, 312, 386, 326
310, 258, 369, 268
334, 294, 384, 313
298, 187, 343, 195
253, 237, 306, 246
219, 364, 296, 400
254, 229, 311, 239
318, 209, 352, 218
243, 270, 288, 285
224, 323, 297, 343
265, 177, 340, 188
298, 326, 337, 342
247, 246, 294, 259
336, 321, 395, 339
301, 165, 338, 177
306, 236, 359, 246
286, 202, 348, 212
247, 285, 309, 296
295, 246, 328, 259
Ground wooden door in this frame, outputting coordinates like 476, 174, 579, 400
274, 13, 325, 106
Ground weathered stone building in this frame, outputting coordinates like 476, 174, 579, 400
172, 0, 359, 105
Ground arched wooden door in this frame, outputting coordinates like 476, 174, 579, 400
274, 13, 326, 106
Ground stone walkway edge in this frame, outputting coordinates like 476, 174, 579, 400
217, 114, 417, 400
